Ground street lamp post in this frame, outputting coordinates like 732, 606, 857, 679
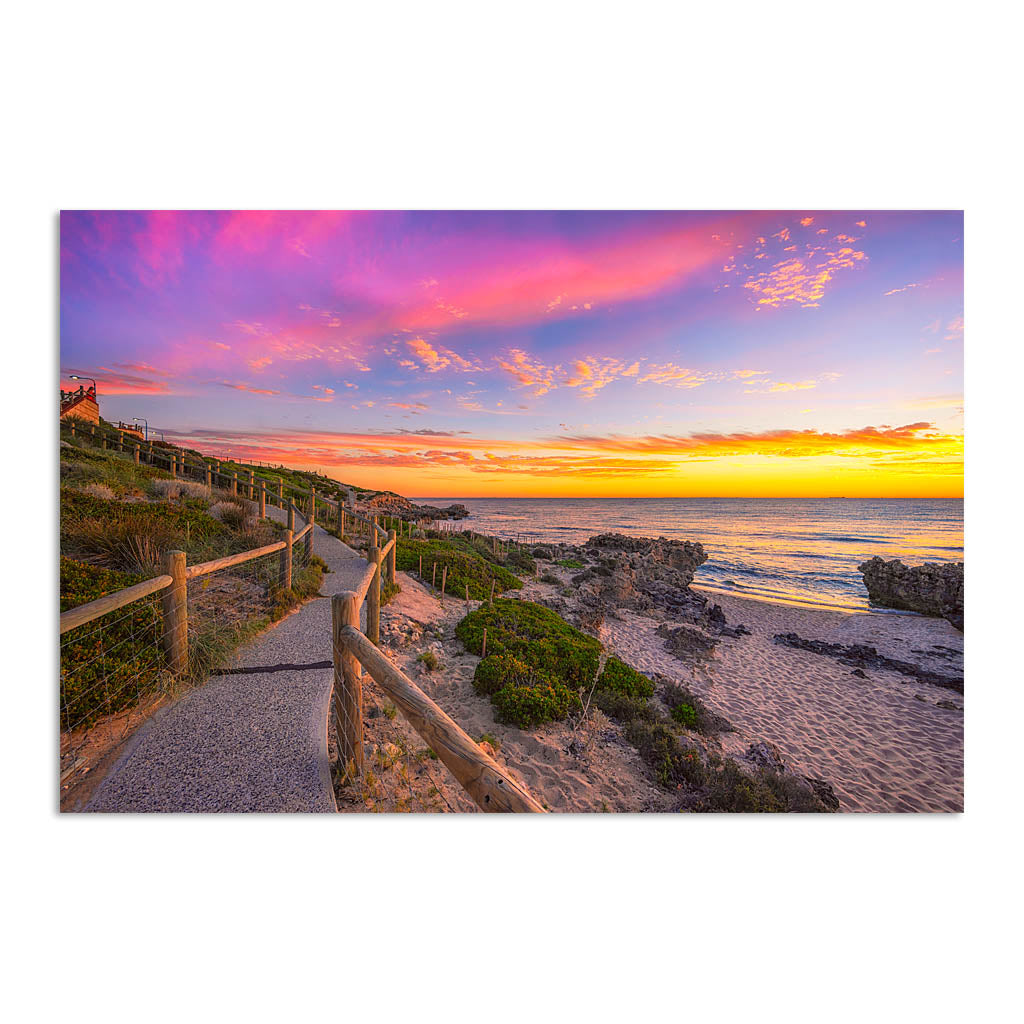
69, 374, 97, 396
134, 417, 149, 441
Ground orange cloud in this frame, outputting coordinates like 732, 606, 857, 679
638, 364, 718, 389
403, 336, 476, 373
744, 244, 867, 308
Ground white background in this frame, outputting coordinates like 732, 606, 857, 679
5, 2, 1019, 1021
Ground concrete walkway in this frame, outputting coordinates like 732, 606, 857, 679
87, 510, 369, 813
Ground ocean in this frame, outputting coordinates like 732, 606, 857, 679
410, 497, 964, 611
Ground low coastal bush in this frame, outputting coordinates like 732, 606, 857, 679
661, 680, 730, 736
492, 681, 581, 729
381, 579, 402, 606
555, 558, 584, 569
504, 547, 537, 576
395, 537, 522, 601
60, 557, 166, 728
624, 720, 706, 788
670, 703, 699, 729
457, 599, 600, 728
596, 656, 655, 701
539, 572, 561, 585
592, 688, 659, 724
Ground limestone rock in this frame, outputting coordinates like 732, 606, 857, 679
858, 556, 963, 631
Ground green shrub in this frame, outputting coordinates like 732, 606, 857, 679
592, 688, 658, 724
457, 600, 601, 688
457, 599, 600, 729
596, 656, 655, 701
492, 681, 581, 728
661, 680, 730, 736
395, 537, 522, 600
624, 720, 706, 788
381, 579, 401, 606
555, 558, 584, 569
671, 703, 699, 729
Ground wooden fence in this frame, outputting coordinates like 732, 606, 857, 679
60, 421, 542, 812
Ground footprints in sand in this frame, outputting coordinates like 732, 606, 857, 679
598, 598, 963, 813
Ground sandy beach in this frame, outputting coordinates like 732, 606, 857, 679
596, 589, 963, 812
359, 565, 963, 814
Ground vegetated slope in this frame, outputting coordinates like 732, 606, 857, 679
395, 535, 524, 601
455, 598, 835, 812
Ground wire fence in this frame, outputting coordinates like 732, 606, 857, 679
186, 548, 284, 678
60, 584, 181, 785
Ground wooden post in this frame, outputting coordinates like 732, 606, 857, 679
161, 549, 188, 674
280, 529, 293, 591
287, 502, 295, 532
101, 438, 107, 450
91, 425, 96, 436
305, 520, 314, 561
432, 562, 437, 588
482, 628, 487, 659
419, 554, 423, 579
332, 592, 364, 776
367, 539, 381, 645
133, 443, 140, 464
387, 529, 397, 585
70, 423, 75, 438
277, 477, 284, 506
489, 580, 496, 605
259, 481, 266, 518
310, 485, 316, 525
465, 583, 470, 609
205, 464, 212, 488
248, 470, 255, 499
231, 471, 237, 496
441, 565, 447, 604
339, 507, 346, 538
169, 454, 176, 478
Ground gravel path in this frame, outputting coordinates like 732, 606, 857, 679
87, 511, 369, 813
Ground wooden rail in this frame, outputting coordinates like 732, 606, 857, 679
334, 615, 544, 813
186, 540, 288, 580
60, 574, 173, 634
60, 420, 544, 812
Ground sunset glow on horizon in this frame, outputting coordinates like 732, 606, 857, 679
60, 210, 963, 498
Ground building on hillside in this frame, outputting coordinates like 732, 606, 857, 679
60, 384, 99, 425
116, 421, 145, 440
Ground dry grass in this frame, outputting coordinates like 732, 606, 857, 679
80, 482, 117, 500
151, 479, 212, 501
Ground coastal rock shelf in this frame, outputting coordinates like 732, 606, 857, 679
858, 556, 964, 631
563, 532, 736, 631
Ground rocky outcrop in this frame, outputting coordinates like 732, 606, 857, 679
772, 632, 964, 693
567, 533, 731, 628
363, 492, 469, 521
858, 556, 963, 631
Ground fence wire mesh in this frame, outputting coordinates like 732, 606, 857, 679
60, 584, 183, 787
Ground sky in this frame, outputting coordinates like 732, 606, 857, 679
60, 210, 963, 497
